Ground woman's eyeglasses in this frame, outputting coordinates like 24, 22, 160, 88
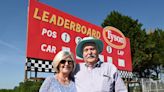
60, 60, 73, 64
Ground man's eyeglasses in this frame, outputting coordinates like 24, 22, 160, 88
60, 60, 73, 64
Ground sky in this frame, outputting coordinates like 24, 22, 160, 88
0, 0, 164, 89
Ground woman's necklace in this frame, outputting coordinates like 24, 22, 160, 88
56, 74, 70, 85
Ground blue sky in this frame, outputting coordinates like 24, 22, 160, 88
0, 0, 164, 89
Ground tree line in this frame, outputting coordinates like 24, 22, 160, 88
0, 81, 42, 92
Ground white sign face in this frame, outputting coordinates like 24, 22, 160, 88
106, 45, 112, 53
75, 36, 82, 44
118, 59, 125, 67
61, 32, 70, 43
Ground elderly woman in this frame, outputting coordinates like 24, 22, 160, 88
39, 50, 77, 92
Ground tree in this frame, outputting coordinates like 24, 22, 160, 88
13, 81, 42, 92
0, 89, 13, 92
0, 81, 43, 92
101, 11, 164, 78
101, 11, 151, 77
157, 30, 164, 65
145, 29, 164, 78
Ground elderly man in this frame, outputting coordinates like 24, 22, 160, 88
74, 37, 127, 92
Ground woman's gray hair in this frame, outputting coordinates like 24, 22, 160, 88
52, 50, 76, 74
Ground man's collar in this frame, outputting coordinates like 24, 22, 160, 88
85, 60, 103, 68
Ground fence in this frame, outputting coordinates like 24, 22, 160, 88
128, 78, 164, 92
141, 78, 164, 92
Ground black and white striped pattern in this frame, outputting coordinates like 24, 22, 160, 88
25, 58, 54, 72
25, 58, 133, 78
119, 70, 133, 78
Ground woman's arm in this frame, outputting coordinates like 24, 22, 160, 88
39, 77, 52, 92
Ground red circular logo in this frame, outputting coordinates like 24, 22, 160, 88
103, 26, 126, 49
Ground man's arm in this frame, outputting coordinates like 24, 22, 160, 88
114, 71, 128, 92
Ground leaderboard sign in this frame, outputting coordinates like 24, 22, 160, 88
26, 0, 132, 71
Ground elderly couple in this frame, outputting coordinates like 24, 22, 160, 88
39, 37, 127, 92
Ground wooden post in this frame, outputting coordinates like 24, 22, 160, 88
24, 70, 28, 81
